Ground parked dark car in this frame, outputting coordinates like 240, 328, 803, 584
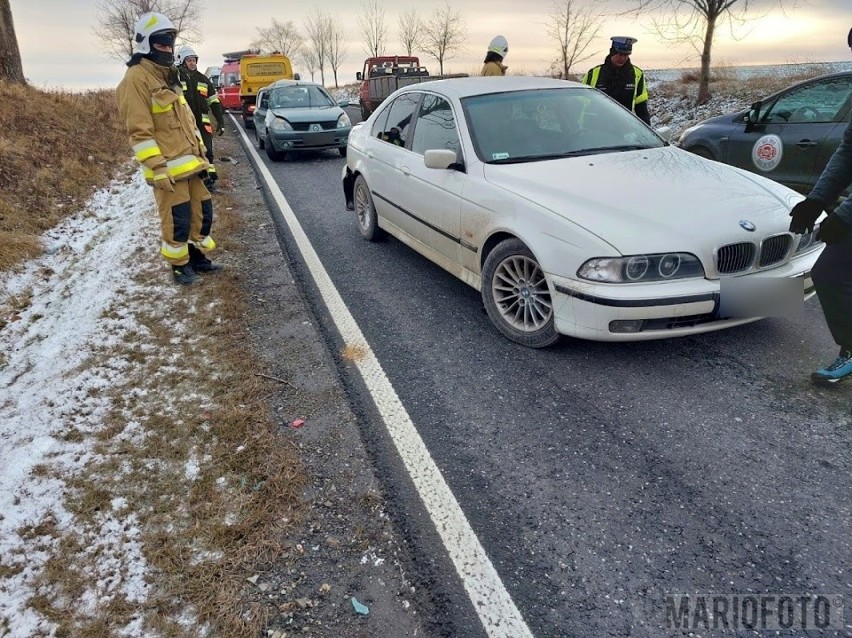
677, 72, 852, 197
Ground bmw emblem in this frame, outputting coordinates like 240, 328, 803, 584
739, 220, 756, 232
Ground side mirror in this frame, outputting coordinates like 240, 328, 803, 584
745, 100, 762, 133
356, 72, 363, 81
424, 149, 459, 170
293, 73, 300, 81
654, 126, 673, 142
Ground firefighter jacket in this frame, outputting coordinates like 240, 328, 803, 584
178, 65, 225, 135
582, 58, 651, 125
116, 57, 208, 185
481, 61, 507, 76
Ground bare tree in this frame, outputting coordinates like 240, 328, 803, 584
251, 18, 304, 58
327, 16, 348, 88
397, 8, 420, 56
546, 0, 603, 79
95, 0, 204, 63
358, 0, 387, 58
0, 0, 24, 83
304, 8, 331, 85
301, 48, 319, 82
634, 0, 788, 104
418, 2, 465, 75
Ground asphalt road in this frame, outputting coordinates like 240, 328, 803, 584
239, 113, 851, 638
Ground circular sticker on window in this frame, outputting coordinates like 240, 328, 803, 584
751, 134, 783, 172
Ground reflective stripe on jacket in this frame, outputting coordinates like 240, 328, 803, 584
116, 58, 208, 184
582, 64, 648, 110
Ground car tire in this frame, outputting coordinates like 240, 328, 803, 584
266, 143, 285, 162
688, 146, 715, 161
353, 175, 386, 242
481, 239, 559, 348
338, 147, 347, 158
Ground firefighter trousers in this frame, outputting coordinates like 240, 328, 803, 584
153, 174, 214, 266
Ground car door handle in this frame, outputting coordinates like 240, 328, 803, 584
795, 140, 819, 148
400, 165, 410, 176
367, 150, 374, 158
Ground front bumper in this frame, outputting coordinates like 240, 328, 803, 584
548, 249, 821, 342
268, 127, 351, 152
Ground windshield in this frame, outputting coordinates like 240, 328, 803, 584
269, 85, 335, 109
462, 87, 665, 163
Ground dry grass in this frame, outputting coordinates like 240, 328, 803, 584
0, 84, 309, 636
0, 83, 127, 270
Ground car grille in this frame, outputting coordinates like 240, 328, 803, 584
290, 121, 337, 131
715, 234, 794, 274
716, 243, 756, 274
758, 234, 793, 267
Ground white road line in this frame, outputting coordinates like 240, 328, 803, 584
233, 119, 534, 638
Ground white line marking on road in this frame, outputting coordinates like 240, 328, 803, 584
233, 119, 535, 638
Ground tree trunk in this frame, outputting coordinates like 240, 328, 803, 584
697, 16, 716, 105
0, 0, 25, 83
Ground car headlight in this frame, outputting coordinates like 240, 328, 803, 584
337, 112, 351, 128
270, 117, 293, 132
578, 253, 705, 283
676, 125, 700, 146
794, 223, 823, 255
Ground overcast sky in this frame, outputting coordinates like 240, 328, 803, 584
9, 0, 852, 90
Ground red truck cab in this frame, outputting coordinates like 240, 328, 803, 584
357, 56, 420, 119
217, 59, 241, 111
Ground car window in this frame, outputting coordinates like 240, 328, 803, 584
377, 93, 419, 147
371, 105, 391, 139
258, 90, 269, 109
763, 77, 852, 124
269, 85, 334, 109
463, 87, 664, 163
222, 72, 240, 88
411, 94, 460, 156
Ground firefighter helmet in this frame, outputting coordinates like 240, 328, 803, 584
133, 12, 177, 56
487, 35, 509, 58
176, 45, 199, 66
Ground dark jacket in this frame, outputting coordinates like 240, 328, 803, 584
810, 112, 852, 225
582, 56, 650, 125
177, 66, 225, 134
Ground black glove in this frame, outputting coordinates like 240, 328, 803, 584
217, 126, 225, 136
788, 197, 824, 234
817, 214, 851, 245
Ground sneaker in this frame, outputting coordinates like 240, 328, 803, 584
811, 348, 852, 385
172, 263, 200, 285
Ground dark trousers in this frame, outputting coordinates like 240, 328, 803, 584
811, 232, 852, 350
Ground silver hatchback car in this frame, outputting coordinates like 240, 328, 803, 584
253, 80, 351, 161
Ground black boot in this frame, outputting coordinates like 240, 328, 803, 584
188, 244, 223, 273
172, 263, 200, 285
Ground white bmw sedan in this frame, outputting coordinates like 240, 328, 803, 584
341, 76, 823, 348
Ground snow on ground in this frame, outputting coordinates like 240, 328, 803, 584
0, 172, 171, 637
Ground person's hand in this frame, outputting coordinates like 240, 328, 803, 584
152, 166, 174, 192
817, 214, 851, 245
788, 197, 824, 234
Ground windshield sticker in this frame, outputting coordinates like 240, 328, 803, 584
492, 152, 510, 160
751, 134, 783, 172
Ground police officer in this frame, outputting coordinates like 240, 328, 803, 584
788, 28, 852, 385
582, 36, 651, 125
176, 45, 225, 191
481, 36, 509, 76
116, 12, 222, 285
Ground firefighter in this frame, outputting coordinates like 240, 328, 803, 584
481, 36, 509, 76
582, 36, 651, 125
176, 45, 225, 192
787, 26, 852, 385
116, 12, 222, 285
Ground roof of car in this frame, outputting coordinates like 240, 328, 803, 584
267, 79, 323, 89
396, 76, 588, 99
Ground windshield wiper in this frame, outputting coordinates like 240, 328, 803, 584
488, 150, 590, 164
